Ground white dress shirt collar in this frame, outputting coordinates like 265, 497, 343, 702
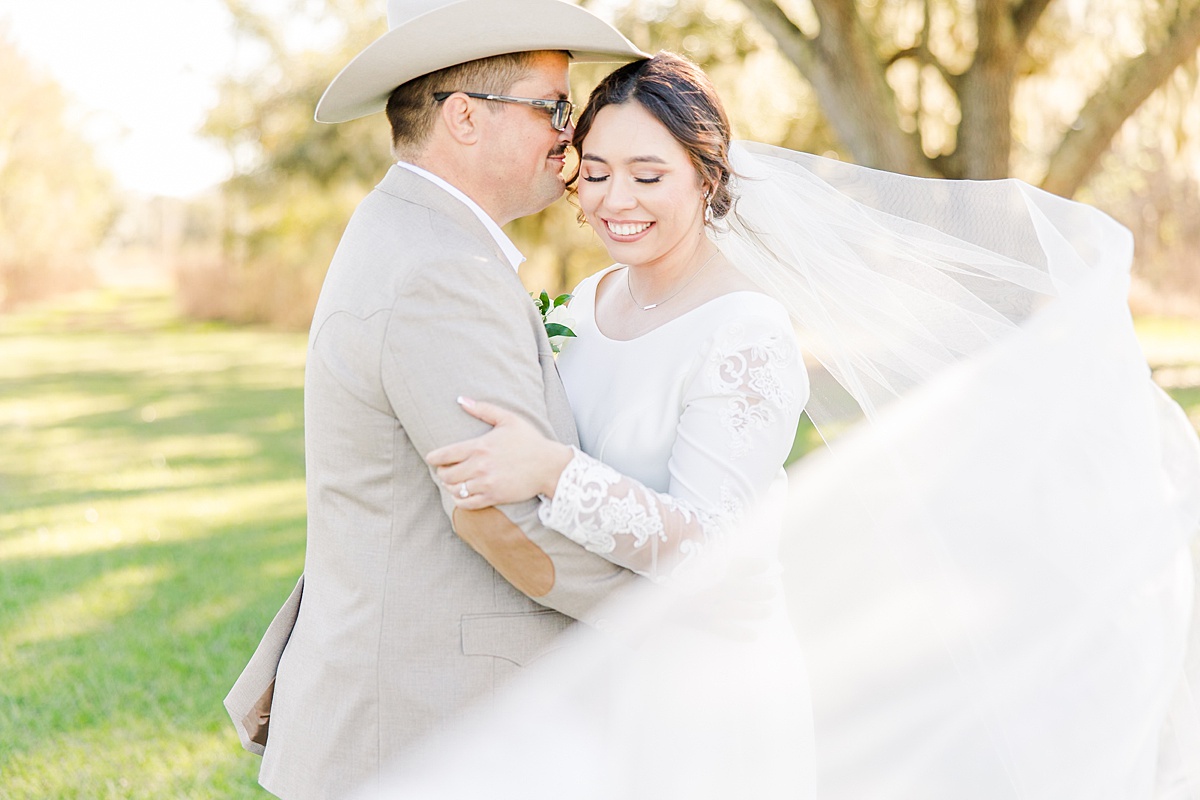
395, 161, 525, 272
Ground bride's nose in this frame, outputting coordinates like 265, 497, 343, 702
602, 178, 637, 211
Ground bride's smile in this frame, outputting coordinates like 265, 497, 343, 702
577, 102, 708, 275
602, 219, 654, 239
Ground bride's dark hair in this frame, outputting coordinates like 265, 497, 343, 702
569, 51, 735, 222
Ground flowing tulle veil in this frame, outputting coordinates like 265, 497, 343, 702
718, 141, 1200, 798
354, 143, 1200, 799
715, 141, 1105, 437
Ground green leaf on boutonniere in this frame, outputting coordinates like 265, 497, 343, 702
532, 289, 576, 354
544, 323, 577, 339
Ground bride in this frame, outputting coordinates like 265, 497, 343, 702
428, 53, 803, 584
417, 52, 1200, 799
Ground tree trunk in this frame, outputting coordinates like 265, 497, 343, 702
737, 0, 1200, 195
1041, 4, 1200, 197
952, 0, 1019, 179
739, 0, 934, 175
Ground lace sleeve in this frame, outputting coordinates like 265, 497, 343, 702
538, 315, 808, 581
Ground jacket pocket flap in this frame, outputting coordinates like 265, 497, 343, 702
460, 610, 572, 666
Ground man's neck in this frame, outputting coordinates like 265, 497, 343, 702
404, 154, 508, 226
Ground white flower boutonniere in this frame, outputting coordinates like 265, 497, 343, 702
532, 291, 577, 354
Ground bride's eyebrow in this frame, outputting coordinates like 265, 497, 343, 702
580, 154, 668, 165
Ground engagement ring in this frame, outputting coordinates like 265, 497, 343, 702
458, 482, 469, 499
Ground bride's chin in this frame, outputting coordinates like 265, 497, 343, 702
602, 242, 645, 265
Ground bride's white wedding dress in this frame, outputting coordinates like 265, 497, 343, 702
546, 265, 805, 583
357, 146, 1200, 800
545, 268, 817, 798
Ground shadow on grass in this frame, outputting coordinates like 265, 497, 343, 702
2, 290, 1196, 798
0, 368, 304, 518
0, 290, 308, 798
1, 514, 304, 749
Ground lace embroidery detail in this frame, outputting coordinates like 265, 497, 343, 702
537, 312, 805, 582
720, 481, 744, 518
720, 397, 775, 457
539, 450, 733, 581
540, 453, 626, 555
598, 492, 665, 550
748, 363, 789, 407
708, 329, 796, 457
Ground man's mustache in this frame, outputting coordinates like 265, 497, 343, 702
549, 143, 569, 158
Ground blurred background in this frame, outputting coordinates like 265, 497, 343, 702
1, 1, 1198, 797
3, 0, 1199, 322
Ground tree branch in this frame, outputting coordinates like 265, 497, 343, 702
736, 0, 822, 78
1012, 0, 1055, 47
737, 0, 934, 175
222, 0, 288, 57
886, 45, 960, 90
886, 45, 921, 67
1041, 3, 1200, 196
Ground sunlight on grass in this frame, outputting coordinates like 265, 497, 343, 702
0, 480, 306, 561
0, 394, 132, 428
0, 289, 306, 799
1136, 317, 1200, 430
1136, 316, 1200, 365
0, 288, 1197, 799
7, 564, 167, 646
4, 726, 258, 799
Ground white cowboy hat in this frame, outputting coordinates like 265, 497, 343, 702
314, 0, 647, 123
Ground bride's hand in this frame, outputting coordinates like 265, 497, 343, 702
425, 397, 574, 510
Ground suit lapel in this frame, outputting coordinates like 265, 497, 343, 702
376, 164, 578, 447
376, 165, 510, 267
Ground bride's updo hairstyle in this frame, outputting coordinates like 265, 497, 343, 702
570, 52, 735, 223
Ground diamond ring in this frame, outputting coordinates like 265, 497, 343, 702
458, 482, 470, 499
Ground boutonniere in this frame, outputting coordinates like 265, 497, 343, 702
532, 290, 577, 354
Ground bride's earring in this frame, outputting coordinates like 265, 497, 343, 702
703, 191, 713, 225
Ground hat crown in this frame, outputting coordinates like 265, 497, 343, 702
387, 0, 447, 28
318, 0, 646, 123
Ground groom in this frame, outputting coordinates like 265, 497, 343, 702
224, 1, 646, 798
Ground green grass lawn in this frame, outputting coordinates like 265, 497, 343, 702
1, 290, 1197, 798
1136, 315, 1200, 432
0, 290, 306, 798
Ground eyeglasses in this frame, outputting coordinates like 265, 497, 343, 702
433, 91, 574, 131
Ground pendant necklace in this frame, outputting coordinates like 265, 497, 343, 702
626, 250, 719, 311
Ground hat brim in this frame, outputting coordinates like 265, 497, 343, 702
314, 0, 647, 123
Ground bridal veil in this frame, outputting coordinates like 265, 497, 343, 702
354, 143, 1200, 799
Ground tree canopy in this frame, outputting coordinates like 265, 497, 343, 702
0, 29, 115, 308
198, 0, 1200, 325
730, 0, 1200, 195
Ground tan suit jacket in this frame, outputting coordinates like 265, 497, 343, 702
225, 166, 639, 799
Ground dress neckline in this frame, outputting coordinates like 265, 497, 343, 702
586, 265, 771, 344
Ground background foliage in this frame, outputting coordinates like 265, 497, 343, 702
3, 3, 1195, 320
181, 0, 1200, 326
0, 29, 116, 310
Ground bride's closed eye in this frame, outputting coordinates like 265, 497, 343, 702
582, 174, 663, 184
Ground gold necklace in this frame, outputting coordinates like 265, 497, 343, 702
626, 250, 719, 311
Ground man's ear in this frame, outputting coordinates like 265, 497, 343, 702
438, 93, 480, 146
